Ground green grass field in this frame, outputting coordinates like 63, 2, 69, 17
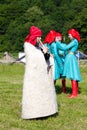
0, 63, 87, 130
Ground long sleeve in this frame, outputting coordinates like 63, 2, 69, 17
57, 39, 78, 52
51, 42, 63, 67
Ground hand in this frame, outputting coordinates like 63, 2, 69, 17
42, 46, 48, 54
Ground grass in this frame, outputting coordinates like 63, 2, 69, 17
0, 63, 87, 130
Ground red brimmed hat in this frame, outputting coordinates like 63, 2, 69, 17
24, 26, 42, 46
68, 28, 80, 42
43, 30, 57, 44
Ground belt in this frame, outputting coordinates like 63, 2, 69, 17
59, 54, 64, 57
68, 51, 74, 54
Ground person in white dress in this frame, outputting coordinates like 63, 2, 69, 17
22, 26, 58, 119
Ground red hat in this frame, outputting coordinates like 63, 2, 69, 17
24, 26, 42, 46
56, 32, 62, 39
43, 30, 57, 44
68, 28, 80, 42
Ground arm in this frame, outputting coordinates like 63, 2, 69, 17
57, 40, 76, 51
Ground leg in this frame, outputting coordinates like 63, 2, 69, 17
68, 80, 78, 98
62, 78, 66, 93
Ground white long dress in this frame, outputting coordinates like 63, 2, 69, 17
22, 42, 58, 119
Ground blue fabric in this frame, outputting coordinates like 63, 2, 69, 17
56, 42, 67, 69
56, 39, 82, 82
50, 42, 63, 80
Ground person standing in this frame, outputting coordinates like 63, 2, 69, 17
22, 26, 58, 119
43, 30, 62, 85
56, 28, 82, 98
43, 30, 57, 53
55, 32, 67, 93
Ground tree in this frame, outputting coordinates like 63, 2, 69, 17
0, 0, 87, 52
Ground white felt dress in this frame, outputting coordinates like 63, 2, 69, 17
22, 42, 58, 119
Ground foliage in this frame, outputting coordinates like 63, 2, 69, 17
0, 0, 87, 52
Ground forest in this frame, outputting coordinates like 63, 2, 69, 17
0, 0, 87, 53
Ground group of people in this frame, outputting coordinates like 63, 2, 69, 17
21, 26, 82, 120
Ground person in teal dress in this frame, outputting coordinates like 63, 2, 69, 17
43, 30, 56, 69
50, 38, 64, 85
43, 30, 56, 53
55, 32, 67, 93
43, 30, 62, 85
56, 28, 82, 98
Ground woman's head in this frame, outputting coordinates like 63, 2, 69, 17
43, 30, 57, 44
55, 32, 62, 42
68, 28, 80, 42
24, 26, 42, 46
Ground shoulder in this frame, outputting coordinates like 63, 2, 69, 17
51, 42, 56, 46
74, 39, 78, 43
72, 39, 78, 45
24, 42, 36, 51
50, 42, 56, 49
56, 41, 61, 45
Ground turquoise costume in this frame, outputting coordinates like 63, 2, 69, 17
56, 42, 67, 72
57, 39, 82, 82
50, 42, 63, 80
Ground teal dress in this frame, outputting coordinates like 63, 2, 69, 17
56, 42, 67, 76
56, 39, 82, 82
50, 42, 63, 80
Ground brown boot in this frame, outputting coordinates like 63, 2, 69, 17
62, 79, 66, 93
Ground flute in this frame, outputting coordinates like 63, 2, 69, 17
38, 40, 53, 57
